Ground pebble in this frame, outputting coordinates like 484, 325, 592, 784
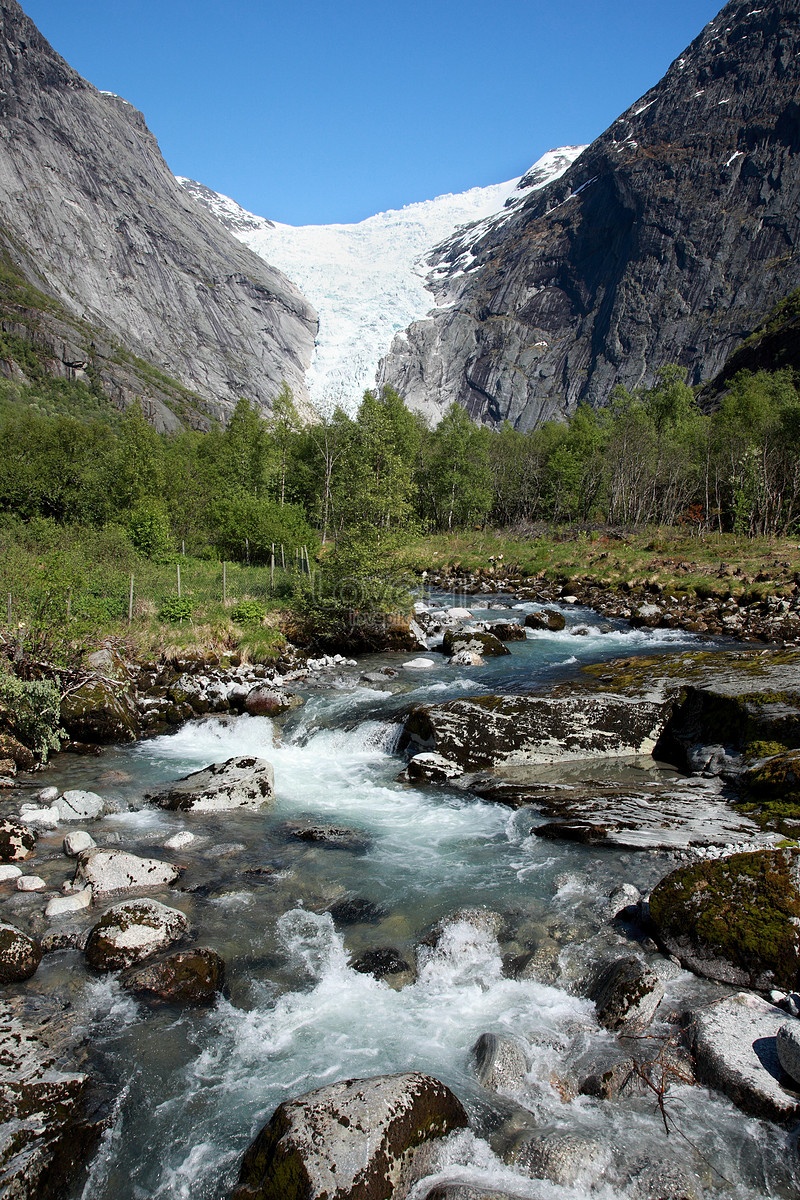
17, 875, 46, 891
63, 831, 96, 857
0, 865, 22, 882
164, 831, 195, 850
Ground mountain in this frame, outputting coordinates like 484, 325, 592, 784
378, 0, 800, 429
181, 148, 583, 416
0, 0, 317, 429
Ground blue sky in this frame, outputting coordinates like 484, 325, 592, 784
24, 0, 723, 225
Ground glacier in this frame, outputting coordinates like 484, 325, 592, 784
180, 147, 584, 417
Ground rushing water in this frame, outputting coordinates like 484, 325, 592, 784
11, 597, 799, 1199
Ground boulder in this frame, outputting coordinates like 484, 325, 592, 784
147, 756, 275, 814
16, 875, 46, 891
231, 1072, 468, 1200
284, 823, 370, 853
649, 848, 800, 990
0, 865, 22, 883
63, 831, 96, 857
402, 657, 437, 670
472, 1032, 529, 1093
18, 804, 59, 830
448, 650, 485, 667
45, 889, 92, 919
0, 922, 41, 982
441, 631, 510, 658
0, 733, 35, 771
84, 899, 188, 972
60, 676, 139, 744
122, 947, 225, 1003
401, 693, 669, 773
0, 819, 36, 862
55, 789, 105, 821
654, 678, 800, 776
684, 992, 800, 1122
490, 622, 526, 642
589, 958, 664, 1034
327, 898, 387, 925
524, 609, 566, 632
244, 686, 304, 717
776, 1020, 800, 1085
505, 1128, 610, 1186
74, 848, 180, 897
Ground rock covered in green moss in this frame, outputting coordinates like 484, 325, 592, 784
231, 1072, 468, 1200
84, 899, 188, 972
743, 749, 800, 803
649, 848, 800, 990
0, 922, 41, 983
60, 676, 139, 744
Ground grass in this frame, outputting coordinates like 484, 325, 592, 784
391, 527, 800, 601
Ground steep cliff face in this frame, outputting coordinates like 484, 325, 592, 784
0, 0, 317, 426
379, 0, 800, 429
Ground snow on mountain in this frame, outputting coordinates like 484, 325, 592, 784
179, 146, 584, 415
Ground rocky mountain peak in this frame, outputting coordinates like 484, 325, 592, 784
379, 0, 800, 428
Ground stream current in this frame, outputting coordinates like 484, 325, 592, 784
15, 598, 799, 1199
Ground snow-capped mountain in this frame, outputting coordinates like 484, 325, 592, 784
180, 147, 584, 416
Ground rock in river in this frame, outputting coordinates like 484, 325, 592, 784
74, 848, 181, 897
0, 922, 41, 982
231, 1072, 468, 1200
684, 992, 800, 1123
588, 957, 664, 1035
0, 819, 36, 863
401, 693, 670, 773
147, 756, 274, 813
122, 947, 225, 1004
84, 899, 188, 971
649, 848, 800, 990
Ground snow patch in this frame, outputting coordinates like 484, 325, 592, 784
725, 150, 744, 168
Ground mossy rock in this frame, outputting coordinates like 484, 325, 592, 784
524, 609, 566, 632
60, 678, 139, 744
649, 848, 800, 990
0, 733, 35, 771
743, 749, 800, 803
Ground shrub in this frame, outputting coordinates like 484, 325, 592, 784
0, 666, 62, 761
230, 599, 265, 627
159, 596, 193, 623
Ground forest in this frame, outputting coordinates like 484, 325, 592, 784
2, 363, 800, 555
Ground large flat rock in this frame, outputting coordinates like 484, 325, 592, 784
684, 992, 800, 1123
401, 693, 670, 774
147, 756, 275, 814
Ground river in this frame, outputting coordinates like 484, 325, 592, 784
14, 596, 797, 1199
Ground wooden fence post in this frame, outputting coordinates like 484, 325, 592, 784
223, 561, 227, 605
177, 563, 181, 598
128, 574, 134, 624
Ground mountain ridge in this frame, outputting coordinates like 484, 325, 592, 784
0, 0, 318, 428
377, 0, 800, 428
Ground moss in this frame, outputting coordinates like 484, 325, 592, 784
650, 849, 800, 989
